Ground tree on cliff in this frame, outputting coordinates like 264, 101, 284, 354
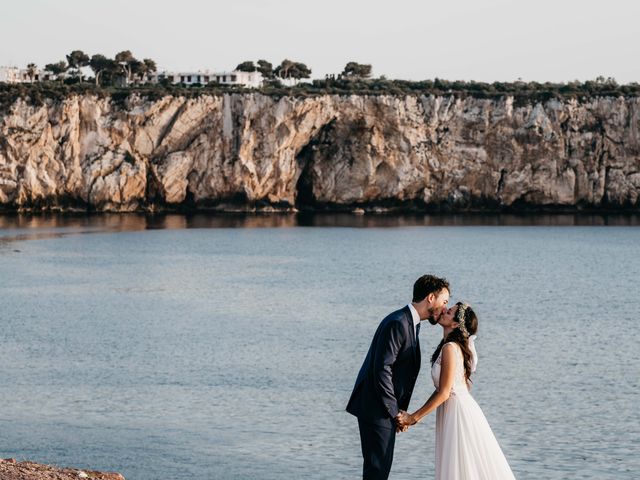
257, 60, 273, 79
89, 54, 116, 86
44, 61, 67, 82
130, 58, 158, 83
341, 62, 372, 79
236, 60, 274, 78
143, 58, 157, 78
66, 50, 90, 82
114, 50, 138, 84
275, 59, 311, 80
26, 63, 38, 83
236, 61, 257, 72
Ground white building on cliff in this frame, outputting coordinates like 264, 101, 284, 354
0, 66, 22, 83
1, 65, 264, 88
0, 66, 61, 83
152, 69, 263, 87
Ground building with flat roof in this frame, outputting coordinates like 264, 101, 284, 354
1, 65, 264, 88
152, 70, 263, 88
0, 66, 22, 83
0, 66, 60, 83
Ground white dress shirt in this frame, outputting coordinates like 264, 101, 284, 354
407, 303, 421, 339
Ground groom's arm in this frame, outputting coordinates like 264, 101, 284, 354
372, 320, 405, 419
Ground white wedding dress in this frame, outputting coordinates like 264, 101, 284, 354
431, 342, 516, 480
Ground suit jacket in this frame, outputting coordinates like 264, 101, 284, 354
346, 306, 421, 427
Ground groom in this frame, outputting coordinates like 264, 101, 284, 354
346, 275, 450, 480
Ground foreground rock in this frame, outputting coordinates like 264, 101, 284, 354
0, 93, 638, 212
0, 458, 124, 480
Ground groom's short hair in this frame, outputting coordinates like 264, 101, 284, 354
412, 275, 450, 302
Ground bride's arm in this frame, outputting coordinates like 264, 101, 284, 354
408, 343, 456, 424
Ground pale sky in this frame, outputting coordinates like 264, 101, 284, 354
2, 0, 639, 83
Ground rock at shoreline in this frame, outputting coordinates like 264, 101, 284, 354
0, 93, 638, 212
0, 458, 125, 480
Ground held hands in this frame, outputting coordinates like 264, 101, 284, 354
395, 410, 417, 433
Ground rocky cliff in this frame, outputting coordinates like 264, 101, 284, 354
0, 458, 124, 480
0, 92, 638, 212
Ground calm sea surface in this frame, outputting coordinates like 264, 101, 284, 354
0, 214, 639, 479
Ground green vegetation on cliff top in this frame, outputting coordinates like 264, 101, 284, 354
1, 77, 639, 110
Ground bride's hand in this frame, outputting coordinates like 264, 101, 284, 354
395, 410, 418, 432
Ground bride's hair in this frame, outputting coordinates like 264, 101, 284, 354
431, 302, 479, 385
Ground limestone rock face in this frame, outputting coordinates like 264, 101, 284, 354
0, 458, 125, 480
0, 93, 638, 211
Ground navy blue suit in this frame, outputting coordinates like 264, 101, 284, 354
346, 306, 421, 479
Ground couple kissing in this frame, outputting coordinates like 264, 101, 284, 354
346, 274, 515, 480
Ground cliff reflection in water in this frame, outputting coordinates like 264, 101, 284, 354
1, 212, 640, 244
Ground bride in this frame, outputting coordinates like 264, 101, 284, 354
401, 302, 516, 480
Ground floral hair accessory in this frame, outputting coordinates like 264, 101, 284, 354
456, 303, 470, 337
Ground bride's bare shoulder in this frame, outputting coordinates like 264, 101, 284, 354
441, 342, 459, 359
442, 342, 460, 352
442, 342, 462, 362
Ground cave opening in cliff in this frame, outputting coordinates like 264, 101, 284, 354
295, 141, 316, 210
294, 119, 338, 210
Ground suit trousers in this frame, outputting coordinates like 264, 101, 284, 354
357, 418, 396, 480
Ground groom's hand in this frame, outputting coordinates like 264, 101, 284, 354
395, 410, 415, 432
396, 423, 410, 433
394, 412, 408, 433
